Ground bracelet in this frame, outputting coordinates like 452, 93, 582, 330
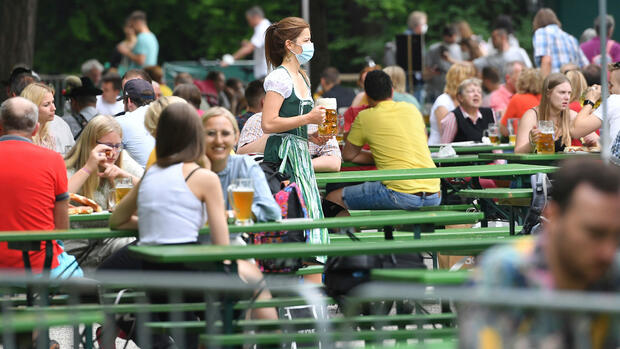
81, 167, 91, 175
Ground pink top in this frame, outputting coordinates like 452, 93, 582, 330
489, 84, 513, 113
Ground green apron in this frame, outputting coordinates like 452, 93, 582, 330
264, 67, 329, 258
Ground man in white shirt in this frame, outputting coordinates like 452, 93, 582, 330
474, 28, 532, 81
221, 6, 271, 79
115, 78, 155, 167
96, 73, 124, 116
47, 116, 75, 154
571, 62, 620, 154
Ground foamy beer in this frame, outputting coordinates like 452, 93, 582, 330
536, 120, 555, 154
114, 177, 133, 206
316, 98, 337, 137
228, 178, 254, 225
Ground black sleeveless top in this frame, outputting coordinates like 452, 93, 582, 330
452, 107, 495, 142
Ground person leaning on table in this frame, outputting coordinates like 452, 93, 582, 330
325, 70, 440, 211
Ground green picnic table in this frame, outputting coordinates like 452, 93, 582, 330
0, 210, 484, 242
129, 237, 519, 264
69, 212, 111, 222
478, 152, 599, 164
314, 163, 557, 185
428, 144, 513, 154
341, 155, 485, 169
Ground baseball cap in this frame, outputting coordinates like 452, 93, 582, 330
118, 78, 155, 101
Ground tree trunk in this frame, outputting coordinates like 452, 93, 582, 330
0, 0, 38, 100
309, 0, 329, 93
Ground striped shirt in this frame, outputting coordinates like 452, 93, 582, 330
533, 24, 588, 73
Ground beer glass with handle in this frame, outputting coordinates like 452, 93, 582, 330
536, 120, 555, 154
316, 98, 338, 137
227, 178, 254, 225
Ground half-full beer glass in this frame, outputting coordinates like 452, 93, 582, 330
316, 98, 337, 137
536, 120, 555, 154
228, 178, 254, 225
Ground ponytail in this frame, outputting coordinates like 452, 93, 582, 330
264, 17, 310, 69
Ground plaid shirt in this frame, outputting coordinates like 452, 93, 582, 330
533, 24, 589, 72
237, 112, 341, 159
461, 236, 620, 348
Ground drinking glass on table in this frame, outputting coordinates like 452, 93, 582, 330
507, 118, 518, 146
316, 98, 338, 137
114, 177, 133, 205
227, 178, 254, 225
486, 124, 500, 145
536, 120, 555, 154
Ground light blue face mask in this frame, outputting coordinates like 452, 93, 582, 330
291, 42, 314, 65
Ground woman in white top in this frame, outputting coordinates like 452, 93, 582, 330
65, 115, 143, 210
107, 104, 277, 345
428, 62, 477, 144
20, 82, 58, 150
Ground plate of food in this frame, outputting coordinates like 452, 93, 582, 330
563, 145, 600, 153
68, 193, 102, 215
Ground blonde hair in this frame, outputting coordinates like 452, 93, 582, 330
201, 107, 239, 135
538, 73, 572, 148
456, 78, 483, 96
516, 68, 543, 94
565, 70, 587, 103
65, 115, 124, 199
444, 62, 477, 97
383, 66, 407, 93
144, 96, 187, 137
20, 83, 55, 148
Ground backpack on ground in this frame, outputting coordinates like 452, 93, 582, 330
519, 173, 551, 235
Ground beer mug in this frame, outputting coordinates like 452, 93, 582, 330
486, 124, 500, 145
507, 118, 518, 146
227, 178, 254, 225
536, 120, 555, 154
316, 98, 337, 137
114, 177, 133, 205
336, 113, 345, 145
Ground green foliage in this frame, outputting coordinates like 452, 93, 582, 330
33, 0, 534, 75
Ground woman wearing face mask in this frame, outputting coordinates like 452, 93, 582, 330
262, 17, 329, 255
515, 73, 598, 153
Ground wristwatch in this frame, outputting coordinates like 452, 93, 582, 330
583, 99, 596, 108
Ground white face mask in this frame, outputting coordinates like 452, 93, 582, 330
421, 24, 428, 35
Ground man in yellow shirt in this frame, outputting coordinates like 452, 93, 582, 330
325, 70, 440, 210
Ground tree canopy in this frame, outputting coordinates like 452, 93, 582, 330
34, 0, 535, 75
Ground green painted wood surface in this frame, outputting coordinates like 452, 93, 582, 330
457, 188, 533, 199
370, 269, 470, 284
0, 311, 103, 333
0, 211, 484, 242
428, 144, 514, 153
130, 237, 519, 263
478, 152, 599, 162
314, 164, 557, 184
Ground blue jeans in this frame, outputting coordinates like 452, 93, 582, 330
342, 181, 441, 210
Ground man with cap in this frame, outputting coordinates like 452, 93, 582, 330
115, 78, 156, 167
62, 76, 102, 139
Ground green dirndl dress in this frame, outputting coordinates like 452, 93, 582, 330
263, 67, 329, 261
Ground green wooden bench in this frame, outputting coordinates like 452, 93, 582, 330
328, 226, 513, 243
0, 310, 103, 333
348, 204, 475, 217
478, 152, 599, 164
370, 269, 470, 285
456, 188, 532, 235
314, 164, 556, 185
428, 144, 514, 154
0, 210, 484, 242
200, 328, 457, 346
129, 237, 519, 264
146, 313, 456, 334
